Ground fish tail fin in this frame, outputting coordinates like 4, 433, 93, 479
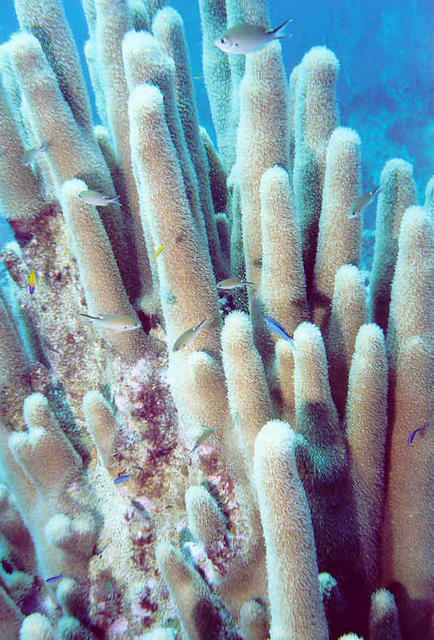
80, 313, 101, 322
267, 18, 292, 36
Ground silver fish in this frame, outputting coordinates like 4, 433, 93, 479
78, 190, 120, 206
80, 312, 141, 332
216, 277, 256, 290
348, 185, 381, 217
189, 427, 216, 453
22, 141, 50, 166
173, 318, 211, 352
215, 20, 292, 55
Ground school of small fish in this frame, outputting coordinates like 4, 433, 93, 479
3, 21, 421, 618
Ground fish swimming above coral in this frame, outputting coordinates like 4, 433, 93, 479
22, 141, 50, 166
216, 276, 255, 290
215, 19, 292, 54
78, 189, 121, 206
264, 316, 295, 345
172, 318, 211, 351
28, 269, 35, 295
0, 0, 431, 639
348, 185, 381, 217
80, 312, 141, 332
153, 244, 167, 259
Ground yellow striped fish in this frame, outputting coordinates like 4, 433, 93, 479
153, 245, 168, 259
29, 269, 36, 295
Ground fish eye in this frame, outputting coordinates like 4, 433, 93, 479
220, 38, 226, 44
234, 42, 239, 46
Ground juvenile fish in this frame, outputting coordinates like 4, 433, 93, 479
408, 426, 427, 444
264, 316, 294, 345
216, 277, 255, 290
22, 141, 50, 166
189, 427, 216, 453
1, 558, 13, 574
130, 499, 151, 519
153, 245, 168, 259
78, 190, 120, 206
114, 473, 133, 485
80, 312, 141, 332
173, 318, 211, 352
348, 185, 381, 217
29, 269, 36, 295
45, 574, 63, 584
215, 20, 292, 55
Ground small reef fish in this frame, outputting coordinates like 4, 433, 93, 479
114, 473, 133, 485
130, 499, 151, 519
80, 312, 141, 332
28, 269, 36, 295
22, 141, 50, 166
215, 19, 292, 55
1, 558, 14, 574
173, 318, 211, 352
348, 185, 381, 217
153, 245, 168, 259
163, 618, 182, 633
264, 316, 294, 345
45, 574, 63, 584
189, 427, 216, 453
78, 190, 120, 206
408, 426, 427, 445
216, 277, 255, 290
193, 74, 202, 80
66, 481, 80, 493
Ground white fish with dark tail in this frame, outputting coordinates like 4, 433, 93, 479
173, 318, 211, 352
80, 313, 141, 332
348, 185, 381, 217
78, 190, 121, 206
215, 20, 292, 55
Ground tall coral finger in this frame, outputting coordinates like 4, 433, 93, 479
253, 420, 328, 640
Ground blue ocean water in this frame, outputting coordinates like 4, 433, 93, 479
0, 0, 432, 245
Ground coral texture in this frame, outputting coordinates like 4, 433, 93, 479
0, 0, 432, 639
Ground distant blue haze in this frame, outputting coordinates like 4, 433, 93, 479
1, 0, 432, 244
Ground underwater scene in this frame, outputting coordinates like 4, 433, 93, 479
0, 0, 432, 639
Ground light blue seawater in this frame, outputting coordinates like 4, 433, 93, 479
1, 0, 432, 245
